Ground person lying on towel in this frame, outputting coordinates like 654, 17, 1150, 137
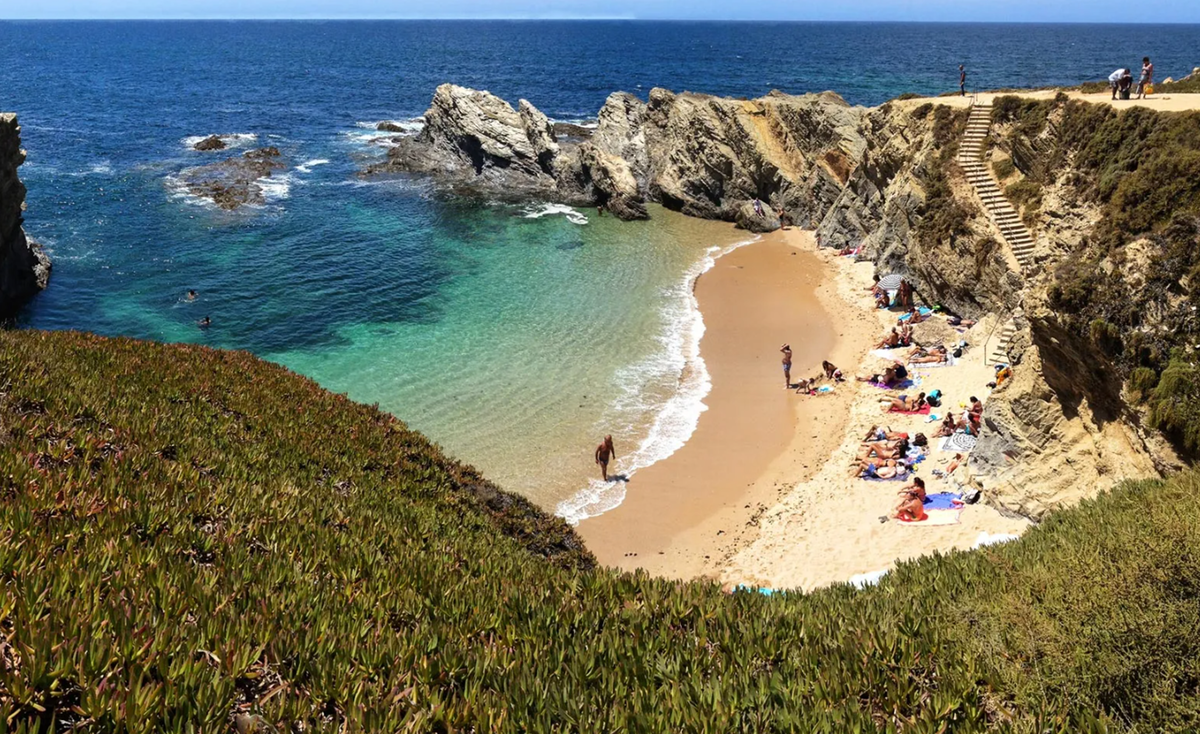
850, 458, 905, 480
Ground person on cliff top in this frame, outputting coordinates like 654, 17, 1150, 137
1138, 57, 1154, 99
959, 65, 967, 97
595, 435, 616, 482
1109, 68, 1131, 100
780, 344, 793, 388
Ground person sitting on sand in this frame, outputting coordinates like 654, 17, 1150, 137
969, 396, 984, 418
850, 458, 903, 480
780, 344, 793, 389
875, 328, 901, 350
898, 476, 927, 502
822, 360, 840, 381
874, 289, 891, 309
885, 392, 927, 413
899, 323, 915, 347
595, 435, 617, 481
899, 306, 927, 325
894, 494, 927, 522
933, 412, 958, 438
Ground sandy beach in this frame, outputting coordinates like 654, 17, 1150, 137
577, 228, 871, 578
580, 228, 1032, 590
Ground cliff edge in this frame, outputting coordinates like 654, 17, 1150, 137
0, 113, 50, 320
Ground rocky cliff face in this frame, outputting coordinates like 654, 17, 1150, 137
365, 84, 865, 224
0, 114, 50, 321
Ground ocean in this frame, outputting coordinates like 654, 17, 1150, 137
2, 20, 1198, 518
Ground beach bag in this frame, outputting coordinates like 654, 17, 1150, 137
963, 488, 981, 505
926, 389, 942, 408
1146, 83, 1154, 95
913, 433, 928, 447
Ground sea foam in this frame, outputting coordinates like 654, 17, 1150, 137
521, 203, 588, 225
555, 236, 758, 525
295, 158, 330, 173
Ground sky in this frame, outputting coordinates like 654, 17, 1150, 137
3, 0, 1200, 21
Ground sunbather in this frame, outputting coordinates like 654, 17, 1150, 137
875, 328, 901, 349
864, 425, 908, 442
933, 412, 957, 438
899, 323, 914, 346
893, 495, 927, 521
898, 476, 927, 502
969, 396, 983, 418
884, 392, 927, 413
858, 438, 910, 461
850, 458, 903, 480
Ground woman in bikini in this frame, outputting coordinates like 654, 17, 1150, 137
884, 392, 926, 413
850, 458, 902, 480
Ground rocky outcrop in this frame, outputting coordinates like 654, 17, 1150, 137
734, 200, 781, 232
193, 135, 227, 151
364, 84, 867, 223
0, 113, 51, 320
181, 147, 287, 210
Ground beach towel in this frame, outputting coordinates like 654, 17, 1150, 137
923, 492, 964, 511
897, 509, 962, 526
734, 585, 777, 596
848, 569, 890, 588
889, 404, 931, 415
973, 531, 1021, 549
869, 348, 903, 360
939, 433, 978, 453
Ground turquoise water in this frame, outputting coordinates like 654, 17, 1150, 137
267, 204, 742, 511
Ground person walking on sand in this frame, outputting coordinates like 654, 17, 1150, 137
959, 65, 967, 97
1138, 57, 1154, 99
780, 344, 793, 389
595, 435, 616, 482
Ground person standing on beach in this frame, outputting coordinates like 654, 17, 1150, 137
595, 435, 616, 482
780, 344, 793, 389
1138, 57, 1154, 99
959, 65, 967, 97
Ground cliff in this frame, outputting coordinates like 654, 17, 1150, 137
366, 84, 864, 224
0, 113, 50, 320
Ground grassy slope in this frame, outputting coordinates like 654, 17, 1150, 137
1, 330, 1198, 732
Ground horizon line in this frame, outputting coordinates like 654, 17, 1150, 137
4, 17, 1200, 24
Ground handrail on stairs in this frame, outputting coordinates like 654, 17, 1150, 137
981, 310, 1012, 366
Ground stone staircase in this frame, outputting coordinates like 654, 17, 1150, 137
986, 318, 1018, 366
957, 104, 1037, 271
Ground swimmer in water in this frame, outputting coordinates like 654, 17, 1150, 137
198, 316, 211, 328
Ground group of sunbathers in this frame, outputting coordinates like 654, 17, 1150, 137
849, 426, 929, 479
874, 325, 915, 350
855, 360, 908, 388
933, 395, 984, 437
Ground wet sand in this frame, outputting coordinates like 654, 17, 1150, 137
577, 229, 870, 579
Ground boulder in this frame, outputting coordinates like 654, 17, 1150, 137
376, 121, 408, 133
518, 99, 559, 174
581, 145, 647, 221
194, 135, 226, 152
181, 147, 287, 210
552, 122, 593, 141
591, 92, 649, 187
734, 200, 781, 232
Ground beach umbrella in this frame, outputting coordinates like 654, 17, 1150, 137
945, 433, 978, 453
877, 274, 905, 290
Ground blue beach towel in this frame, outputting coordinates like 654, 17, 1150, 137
897, 307, 934, 323
869, 378, 915, 390
923, 492, 963, 510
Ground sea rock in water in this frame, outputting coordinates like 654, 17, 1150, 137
734, 200, 781, 233
376, 121, 408, 133
0, 113, 51, 320
194, 135, 227, 152
181, 147, 287, 210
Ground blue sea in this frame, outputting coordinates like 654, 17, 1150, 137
2, 21, 1198, 515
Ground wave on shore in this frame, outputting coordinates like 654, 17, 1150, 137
556, 236, 757, 525
181, 133, 258, 150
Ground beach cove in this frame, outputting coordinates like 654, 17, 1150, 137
580, 228, 1032, 588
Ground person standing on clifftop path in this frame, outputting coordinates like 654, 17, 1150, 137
959, 65, 967, 97
1138, 57, 1154, 99
595, 435, 616, 482
781, 344, 793, 389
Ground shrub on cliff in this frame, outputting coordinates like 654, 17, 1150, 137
2, 330, 1199, 731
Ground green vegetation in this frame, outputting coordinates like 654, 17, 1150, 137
991, 157, 1015, 180
990, 96, 1200, 453
1147, 352, 1200, 454
2, 329, 1200, 731
1004, 179, 1044, 229
1161, 74, 1200, 93
915, 106, 976, 251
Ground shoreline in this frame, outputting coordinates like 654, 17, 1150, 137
576, 228, 868, 578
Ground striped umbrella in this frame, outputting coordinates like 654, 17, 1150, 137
877, 274, 906, 291
945, 433, 978, 453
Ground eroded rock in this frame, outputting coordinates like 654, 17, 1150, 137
193, 135, 227, 152
0, 113, 51, 319
181, 147, 287, 210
